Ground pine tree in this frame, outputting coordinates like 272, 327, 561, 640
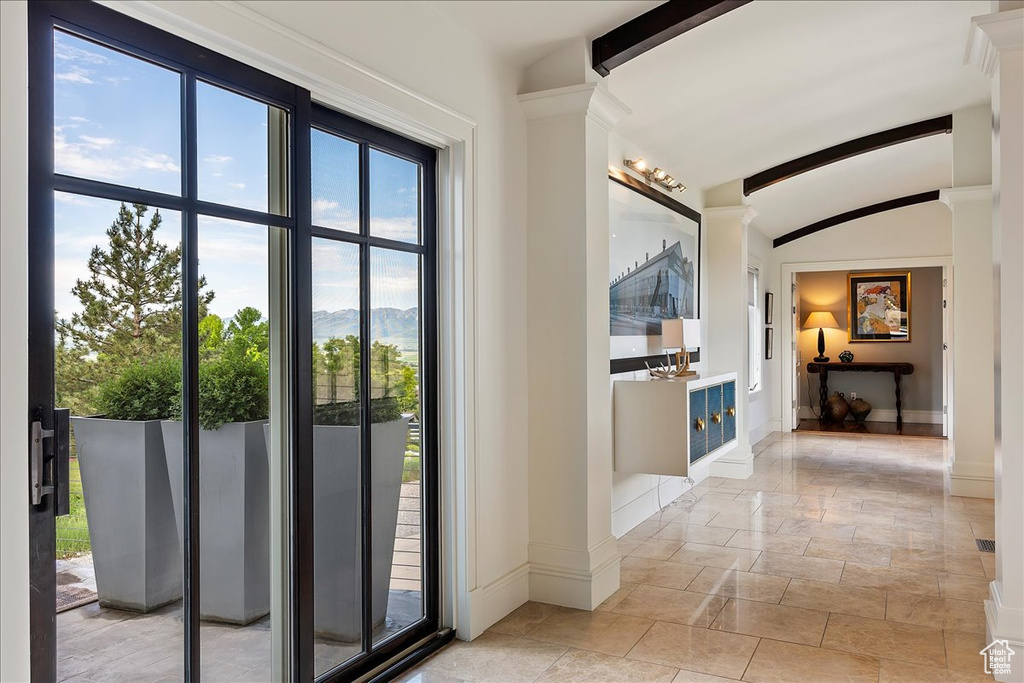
56, 203, 214, 412
60, 202, 213, 358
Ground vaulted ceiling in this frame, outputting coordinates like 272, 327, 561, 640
605, 0, 990, 238
433, 0, 990, 240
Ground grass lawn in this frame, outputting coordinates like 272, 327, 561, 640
56, 456, 91, 559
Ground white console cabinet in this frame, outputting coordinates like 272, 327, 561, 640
612, 372, 739, 476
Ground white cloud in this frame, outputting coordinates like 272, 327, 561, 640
55, 68, 95, 85
54, 38, 110, 66
204, 155, 233, 164
79, 135, 116, 148
312, 199, 339, 213
54, 128, 180, 182
228, 182, 246, 190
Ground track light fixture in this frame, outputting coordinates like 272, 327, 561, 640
623, 158, 686, 192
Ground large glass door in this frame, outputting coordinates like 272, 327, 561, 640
307, 106, 439, 681
27, 3, 441, 681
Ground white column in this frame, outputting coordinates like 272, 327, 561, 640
967, 8, 1024, 679
520, 82, 630, 610
704, 183, 757, 479
942, 105, 995, 498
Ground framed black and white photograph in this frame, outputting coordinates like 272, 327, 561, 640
608, 168, 701, 373
765, 291, 774, 325
765, 327, 773, 360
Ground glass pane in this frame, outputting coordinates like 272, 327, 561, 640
53, 31, 181, 195
370, 248, 423, 646
369, 149, 420, 244
194, 216, 273, 679
312, 238, 364, 673
55, 193, 184, 680
198, 81, 288, 215
311, 129, 360, 233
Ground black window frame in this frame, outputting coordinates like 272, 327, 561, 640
27, 2, 443, 681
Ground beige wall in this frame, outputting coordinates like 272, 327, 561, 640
797, 267, 944, 416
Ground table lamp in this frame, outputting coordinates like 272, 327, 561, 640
650, 318, 698, 378
804, 311, 839, 362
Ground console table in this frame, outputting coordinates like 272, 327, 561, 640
807, 362, 914, 431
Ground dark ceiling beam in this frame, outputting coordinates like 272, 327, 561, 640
772, 190, 941, 249
592, 0, 752, 77
745, 115, 953, 196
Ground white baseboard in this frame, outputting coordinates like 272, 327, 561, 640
612, 476, 691, 538
528, 536, 619, 610
750, 418, 781, 446
948, 459, 995, 499
798, 406, 943, 425
986, 581, 1024, 682
462, 562, 530, 640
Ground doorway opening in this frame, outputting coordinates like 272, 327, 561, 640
781, 258, 951, 440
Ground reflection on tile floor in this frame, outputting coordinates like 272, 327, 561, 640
57, 483, 424, 682
404, 432, 997, 682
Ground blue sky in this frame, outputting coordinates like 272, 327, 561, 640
53, 30, 421, 326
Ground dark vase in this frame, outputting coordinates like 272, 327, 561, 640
849, 397, 872, 423
839, 350, 854, 363
825, 391, 849, 423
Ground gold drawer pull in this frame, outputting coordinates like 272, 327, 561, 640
711, 412, 721, 424
694, 416, 705, 432
726, 406, 735, 417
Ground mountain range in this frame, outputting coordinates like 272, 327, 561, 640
312, 307, 419, 348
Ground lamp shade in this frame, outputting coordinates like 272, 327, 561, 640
804, 311, 839, 330
683, 319, 701, 350
661, 319, 683, 349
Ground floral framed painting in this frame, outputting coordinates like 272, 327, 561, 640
848, 271, 911, 342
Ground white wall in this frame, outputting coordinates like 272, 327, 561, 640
774, 201, 953, 265
747, 227, 780, 444
0, 3, 30, 680
0, 0, 531, 662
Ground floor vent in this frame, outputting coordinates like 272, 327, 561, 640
976, 539, 996, 553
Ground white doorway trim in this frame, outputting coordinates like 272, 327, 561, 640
780, 256, 954, 435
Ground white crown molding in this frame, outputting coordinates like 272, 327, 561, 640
940, 185, 993, 208
703, 205, 758, 226
100, 1, 477, 146
966, 9, 1024, 76
518, 83, 631, 129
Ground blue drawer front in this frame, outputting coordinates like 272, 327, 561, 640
689, 388, 707, 463
722, 380, 737, 444
706, 383, 724, 453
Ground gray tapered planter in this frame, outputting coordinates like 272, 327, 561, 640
71, 417, 181, 612
161, 420, 269, 625
264, 418, 408, 641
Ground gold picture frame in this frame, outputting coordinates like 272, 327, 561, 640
848, 271, 911, 342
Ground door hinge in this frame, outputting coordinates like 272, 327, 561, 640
943, 405, 948, 415
943, 299, 947, 308
943, 342, 948, 351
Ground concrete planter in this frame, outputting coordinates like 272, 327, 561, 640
161, 420, 269, 625
71, 417, 181, 612
265, 418, 408, 641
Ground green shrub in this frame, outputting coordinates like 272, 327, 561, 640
171, 352, 269, 430
98, 357, 180, 421
313, 396, 402, 426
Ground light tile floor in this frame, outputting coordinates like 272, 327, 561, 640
403, 431, 997, 683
